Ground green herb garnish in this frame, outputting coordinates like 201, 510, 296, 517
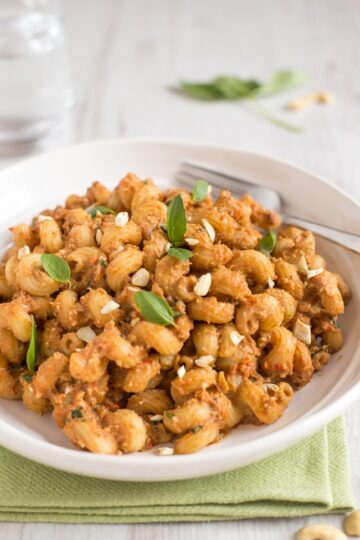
134, 291, 175, 326
99, 258, 107, 270
71, 408, 83, 419
168, 247, 193, 260
26, 316, 38, 373
166, 194, 187, 246
22, 373, 33, 383
41, 254, 71, 283
87, 205, 116, 218
192, 179, 209, 203
165, 411, 175, 420
181, 77, 260, 100
259, 231, 277, 255
178, 70, 308, 132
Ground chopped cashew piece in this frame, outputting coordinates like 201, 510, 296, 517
18, 245, 30, 259
150, 414, 163, 422
194, 273, 212, 296
263, 383, 278, 392
296, 525, 346, 540
177, 365, 186, 379
307, 267, 324, 279
131, 268, 150, 287
157, 446, 174, 456
76, 326, 96, 343
202, 218, 215, 242
185, 238, 200, 246
195, 355, 214, 367
344, 509, 360, 536
298, 254, 308, 273
95, 229, 102, 244
115, 212, 129, 227
230, 331, 244, 346
293, 319, 312, 345
100, 300, 120, 314
288, 91, 335, 111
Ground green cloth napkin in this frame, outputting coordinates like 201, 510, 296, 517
0, 417, 354, 523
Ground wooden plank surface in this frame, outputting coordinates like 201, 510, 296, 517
0, 0, 359, 538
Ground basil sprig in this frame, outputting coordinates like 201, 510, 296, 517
26, 316, 38, 373
180, 71, 307, 101
87, 205, 116, 218
168, 247, 193, 260
134, 291, 175, 326
259, 231, 277, 255
192, 180, 209, 203
41, 254, 71, 283
178, 70, 308, 132
166, 194, 187, 246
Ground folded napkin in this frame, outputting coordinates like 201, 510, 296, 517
0, 417, 354, 523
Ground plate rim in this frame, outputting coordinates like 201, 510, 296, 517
1, 136, 359, 211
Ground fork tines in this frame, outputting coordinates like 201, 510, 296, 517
176, 161, 253, 197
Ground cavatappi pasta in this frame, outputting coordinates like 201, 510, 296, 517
0, 173, 351, 455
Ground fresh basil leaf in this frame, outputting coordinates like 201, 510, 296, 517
87, 205, 116, 218
180, 82, 223, 101
255, 70, 308, 97
166, 194, 187, 246
41, 254, 71, 283
134, 291, 175, 326
213, 76, 261, 99
26, 316, 38, 373
259, 231, 277, 255
180, 77, 260, 101
192, 179, 209, 202
168, 247, 193, 260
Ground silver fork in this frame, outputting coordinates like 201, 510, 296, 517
175, 161, 360, 255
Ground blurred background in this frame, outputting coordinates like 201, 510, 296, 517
0, 0, 359, 203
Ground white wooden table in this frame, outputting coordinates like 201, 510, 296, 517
1, 0, 359, 538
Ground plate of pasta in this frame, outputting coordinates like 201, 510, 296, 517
0, 138, 359, 481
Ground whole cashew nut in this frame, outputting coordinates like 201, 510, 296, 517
296, 524, 347, 540
344, 509, 360, 536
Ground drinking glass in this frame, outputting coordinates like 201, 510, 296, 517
0, 0, 74, 150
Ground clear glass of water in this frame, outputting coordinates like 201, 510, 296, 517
0, 0, 74, 150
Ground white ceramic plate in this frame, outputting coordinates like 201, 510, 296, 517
0, 138, 359, 481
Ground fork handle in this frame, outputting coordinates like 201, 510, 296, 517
282, 214, 360, 254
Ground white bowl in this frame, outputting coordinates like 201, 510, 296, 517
0, 138, 359, 481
